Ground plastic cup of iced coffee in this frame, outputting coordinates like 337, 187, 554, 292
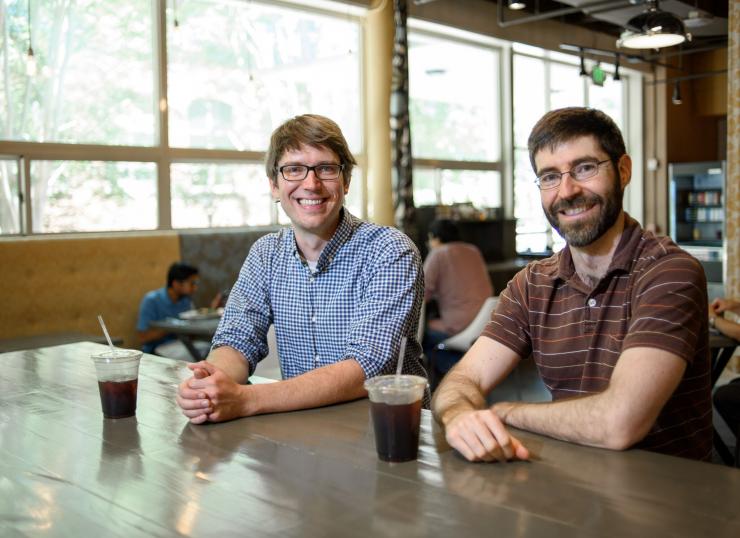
364, 375, 427, 462
91, 349, 142, 419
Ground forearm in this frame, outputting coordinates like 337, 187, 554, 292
715, 315, 740, 340
494, 395, 624, 449
245, 358, 367, 415
138, 328, 168, 344
432, 370, 489, 426
207, 346, 250, 384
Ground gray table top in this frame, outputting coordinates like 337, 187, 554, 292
150, 317, 221, 339
2, 342, 739, 537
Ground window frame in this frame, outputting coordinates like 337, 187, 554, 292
510, 46, 643, 254
0, 0, 366, 236
408, 21, 506, 210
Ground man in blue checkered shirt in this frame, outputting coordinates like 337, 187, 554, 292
176, 114, 428, 423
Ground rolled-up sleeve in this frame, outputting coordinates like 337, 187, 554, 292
211, 239, 273, 375
343, 235, 423, 378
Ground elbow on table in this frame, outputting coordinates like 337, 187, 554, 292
602, 414, 652, 451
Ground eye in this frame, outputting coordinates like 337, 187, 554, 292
316, 165, 337, 175
539, 173, 561, 185
282, 165, 305, 176
573, 162, 598, 177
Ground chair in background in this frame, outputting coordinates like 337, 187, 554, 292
429, 296, 499, 391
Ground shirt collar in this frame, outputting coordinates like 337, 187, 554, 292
554, 211, 640, 282
285, 208, 357, 272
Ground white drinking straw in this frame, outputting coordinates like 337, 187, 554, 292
395, 336, 407, 377
97, 314, 116, 354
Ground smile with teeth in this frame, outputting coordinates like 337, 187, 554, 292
560, 202, 596, 217
299, 198, 325, 206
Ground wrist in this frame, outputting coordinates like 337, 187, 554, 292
492, 402, 515, 424
240, 384, 258, 417
709, 316, 716, 328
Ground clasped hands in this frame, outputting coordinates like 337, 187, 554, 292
176, 361, 248, 424
443, 403, 530, 463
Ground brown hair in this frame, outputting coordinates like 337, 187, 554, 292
265, 114, 357, 186
527, 107, 626, 172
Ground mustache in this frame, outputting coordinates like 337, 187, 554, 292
549, 193, 602, 214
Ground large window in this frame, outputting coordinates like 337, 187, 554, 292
0, 0, 363, 235
408, 23, 502, 212
512, 44, 636, 254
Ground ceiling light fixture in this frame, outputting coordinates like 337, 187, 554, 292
26, 0, 36, 77
617, 0, 691, 50
613, 53, 621, 81
671, 81, 682, 105
508, 0, 526, 10
579, 49, 587, 77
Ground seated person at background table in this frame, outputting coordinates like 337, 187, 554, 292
422, 219, 493, 373
137, 262, 220, 361
176, 114, 426, 424
433, 107, 712, 462
709, 297, 740, 341
709, 297, 740, 444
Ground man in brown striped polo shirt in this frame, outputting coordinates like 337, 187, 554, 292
432, 107, 712, 462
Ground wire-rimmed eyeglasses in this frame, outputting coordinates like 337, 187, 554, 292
534, 159, 611, 190
278, 163, 344, 182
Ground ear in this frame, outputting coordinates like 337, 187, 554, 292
343, 174, 350, 195
269, 176, 280, 202
617, 154, 632, 189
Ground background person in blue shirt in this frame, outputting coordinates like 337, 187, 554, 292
176, 114, 427, 424
137, 262, 216, 360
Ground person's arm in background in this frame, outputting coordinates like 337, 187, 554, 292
136, 293, 168, 345
710, 297, 740, 340
423, 249, 439, 304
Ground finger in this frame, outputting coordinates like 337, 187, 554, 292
446, 430, 477, 462
457, 421, 496, 462
176, 392, 212, 411
189, 413, 210, 425
512, 437, 531, 461
195, 361, 219, 376
187, 361, 209, 371
467, 415, 503, 462
479, 412, 514, 461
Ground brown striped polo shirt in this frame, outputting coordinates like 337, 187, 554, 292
483, 214, 712, 461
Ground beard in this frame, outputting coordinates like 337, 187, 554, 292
543, 175, 623, 248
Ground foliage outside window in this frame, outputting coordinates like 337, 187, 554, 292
408, 27, 502, 213
0, 0, 363, 235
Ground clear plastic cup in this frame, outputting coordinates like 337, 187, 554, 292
91, 349, 142, 419
364, 375, 427, 462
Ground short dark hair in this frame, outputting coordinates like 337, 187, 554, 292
167, 262, 199, 288
527, 107, 626, 172
428, 219, 460, 244
265, 114, 357, 187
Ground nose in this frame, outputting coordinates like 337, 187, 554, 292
302, 168, 323, 189
556, 171, 583, 199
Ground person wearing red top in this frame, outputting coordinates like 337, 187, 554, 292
422, 219, 493, 374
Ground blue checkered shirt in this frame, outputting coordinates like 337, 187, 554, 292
212, 209, 428, 386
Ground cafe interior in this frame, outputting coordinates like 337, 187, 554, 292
1, 0, 739, 535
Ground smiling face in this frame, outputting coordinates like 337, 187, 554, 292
270, 144, 348, 244
535, 136, 630, 248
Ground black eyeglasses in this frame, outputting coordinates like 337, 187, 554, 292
534, 159, 611, 190
278, 163, 344, 182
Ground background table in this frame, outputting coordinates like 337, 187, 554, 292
2, 342, 739, 537
150, 317, 220, 361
